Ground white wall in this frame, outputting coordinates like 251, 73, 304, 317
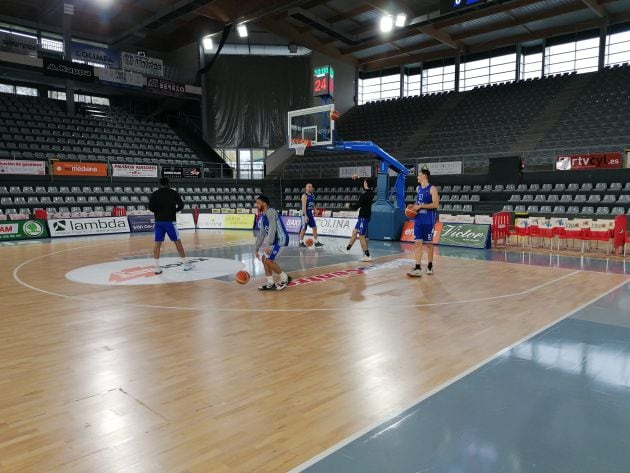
310, 51, 356, 113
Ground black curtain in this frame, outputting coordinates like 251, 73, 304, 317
205, 55, 310, 149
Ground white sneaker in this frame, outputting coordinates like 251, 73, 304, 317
426, 266, 433, 275
182, 261, 193, 271
407, 268, 422, 277
360, 255, 372, 262
154, 267, 163, 275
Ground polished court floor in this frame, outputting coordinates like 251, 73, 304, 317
1, 230, 629, 472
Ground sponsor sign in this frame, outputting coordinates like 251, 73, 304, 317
0, 219, 48, 241
121, 51, 163, 76
401, 221, 491, 249
176, 213, 195, 230
49, 217, 130, 238
52, 161, 108, 177
555, 152, 622, 170
282, 216, 304, 233
128, 215, 155, 233
440, 214, 475, 223
146, 77, 186, 96
112, 163, 158, 178
197, 213, 255, 230
43, 57, 95, 82
474, 215, 493, 225
71, 42, 120, 68
419, 161, 463, 175
281, 216, 357, 237
161, 166, 202, 179
96, 67, 145, 88
0, 159, 46, 175
0, 31, 38, 57
338, 166, 372, 178
65, 257, 244, 286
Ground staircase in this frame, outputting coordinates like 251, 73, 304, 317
396, 93, 465, 160
508, 73, 594, 154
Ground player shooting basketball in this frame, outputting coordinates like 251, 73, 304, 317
345, 177, 375, 262
255, 195, 292, 291
407, 169, 439, 277
299, 183, 324, 248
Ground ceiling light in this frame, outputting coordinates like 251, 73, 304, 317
395, 13, 407, 27
380, 15, 393, 33
237, 24, 248, 38
202, 35, 213, 52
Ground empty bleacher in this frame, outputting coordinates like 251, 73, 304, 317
0, 93, 202, 166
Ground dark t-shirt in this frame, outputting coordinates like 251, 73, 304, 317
351, 189, 375, 218
148, 187, 184, 222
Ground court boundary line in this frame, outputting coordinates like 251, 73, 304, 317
286, 277, 630, 472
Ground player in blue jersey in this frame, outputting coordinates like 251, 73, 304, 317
254, 194, 292, 291
407, 169, 440, 277
299, 183, 324, 247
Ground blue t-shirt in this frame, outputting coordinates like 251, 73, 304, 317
415, 184, 437, 225
304, 193, 315, 215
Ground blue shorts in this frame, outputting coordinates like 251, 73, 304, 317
301, 213, 317, 230
355, 217, 369, 236
155, 221, 180, 242
414, 222, 435, 243
263, 244, 284, 261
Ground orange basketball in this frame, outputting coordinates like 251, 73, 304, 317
405, 207, 417, 219
235, 270, 250, 285
305, 238, 314, 247
330, 110, 340, 121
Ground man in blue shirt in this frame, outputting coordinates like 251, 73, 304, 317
255, 194, 292, 291
407, 169, 440, 277
299, 183, 324, 247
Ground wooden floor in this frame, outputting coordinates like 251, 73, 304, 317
1, 231, 626, 472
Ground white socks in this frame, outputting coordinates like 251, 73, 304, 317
267, 276, 274, 286
154, 258, 160, 269
280, 272, 288, 283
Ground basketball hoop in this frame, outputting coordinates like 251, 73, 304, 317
291, 138, 311, 156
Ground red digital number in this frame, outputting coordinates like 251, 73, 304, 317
314, 78, 327, 93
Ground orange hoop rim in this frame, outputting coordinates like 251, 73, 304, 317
290, 138, 312, 146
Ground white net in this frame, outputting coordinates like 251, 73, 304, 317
294, 143, 307, 156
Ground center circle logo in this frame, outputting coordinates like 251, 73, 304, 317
23, 220, 44, 237
66, 257, 245, 286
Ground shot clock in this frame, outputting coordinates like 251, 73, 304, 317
312, 65, 334, 98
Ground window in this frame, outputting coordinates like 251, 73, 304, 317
48, 91, 109, 105
460, 52, 516, 91
358, 71, 401, 104
252, 149, 265, 179
41, 36, 63, 53
421, 64, 455, 94
403, 68, 421, 97
520, 51, 543, 80
15, 86, 37, 96
606, 29, 630, 66
490, 53, 516, 84
545, 36, 599, 75
0, 83, 14, 95
238, 149, 252, 179
48, 90, 66, 101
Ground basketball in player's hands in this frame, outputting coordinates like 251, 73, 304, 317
405, 206, 418, 219
305, 238, 314, 247
235, 270, 250, 285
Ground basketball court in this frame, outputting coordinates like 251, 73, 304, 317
2, 230, 629, 471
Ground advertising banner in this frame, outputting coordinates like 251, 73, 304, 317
71, 42, 120, 68
112, 163, 158, 178
281, 216, 304, 234
555, 152, 622, 170
0, 159, 46, 175
49, 217, 130, 238
338, 166, 372, 178
128, 215, 155, 233
176, 213, 195, 230
0, 220, 48, 241
146, 77, 186, 96
121, 51, 163, 76
51, 161, 108, 177
161, 166, 202, 179
197, 213, 256, 230
419, 161, 463, 175
401, 221, 491, 248
96, 67, 145, 88
43, 57, 95, 82
0, 31, 38, 57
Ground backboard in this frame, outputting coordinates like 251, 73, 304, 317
288, 104, 335, 151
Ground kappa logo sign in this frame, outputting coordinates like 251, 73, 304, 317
66, 257, 244, 286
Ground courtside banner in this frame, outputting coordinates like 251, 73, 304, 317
314, 217, 357, 237
0, 159, 46, 175
161, 166, 202, 179
128, 215, 155, 233
401, 221, 491, 248
176, 213, 195, 230
282, 216, 304, 233
52, 161, 108, 177
0, 220, 48, 241
556, 152, 622, 170
197, 213, 255, 230
112, 163, 158, 178
49, 217, 130, 238
43, 57, 95, 82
